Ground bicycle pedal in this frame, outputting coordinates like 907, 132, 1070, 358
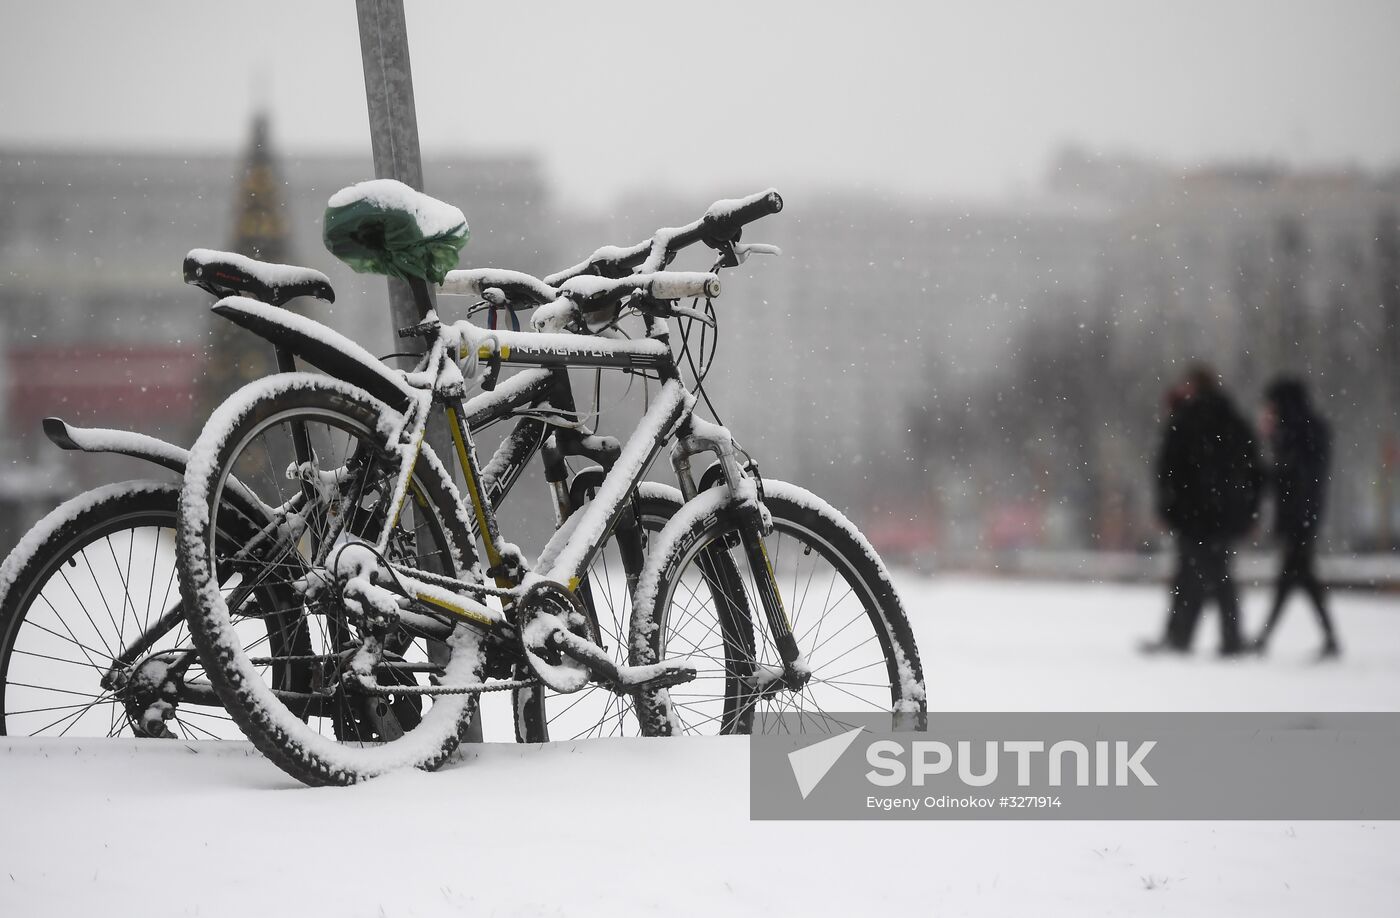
631, 668, 696, 692
611, 659, 697, 692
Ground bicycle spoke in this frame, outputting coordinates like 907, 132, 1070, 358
35, 690, 118, 736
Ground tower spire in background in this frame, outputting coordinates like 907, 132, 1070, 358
230, 111, 289, 262
200, 112, 294, 415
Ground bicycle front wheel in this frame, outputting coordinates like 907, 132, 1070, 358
516, 482, 687, 741
630, 479, 926, 735
178, 374, 481, 786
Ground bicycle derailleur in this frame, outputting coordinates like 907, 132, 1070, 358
104, 649, 197, 737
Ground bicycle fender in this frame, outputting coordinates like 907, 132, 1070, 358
211, 296, 417, 412
40, 419, 271, 529
42, 419, 190, 475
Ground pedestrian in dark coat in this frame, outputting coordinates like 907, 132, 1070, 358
1143, 365, 1263, 656
1251, 377, 1339, 659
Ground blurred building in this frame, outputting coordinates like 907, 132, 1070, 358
4, 135, 1395, 561
0, 128, 551, 548
966, 149, 1400, 552
573, 156, 1400, 558
560, 186, 1108, 549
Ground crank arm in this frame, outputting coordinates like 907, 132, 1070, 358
547, 628, 697, 693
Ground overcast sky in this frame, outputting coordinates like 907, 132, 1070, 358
3, 1, 1398, 208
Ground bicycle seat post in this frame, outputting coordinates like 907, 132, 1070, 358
406, 276, 436, 322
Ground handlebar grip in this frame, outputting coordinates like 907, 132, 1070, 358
547, 190, 785, 285
645, 272, 721, 300
703, 189, 783, 237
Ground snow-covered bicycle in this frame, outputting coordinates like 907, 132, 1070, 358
0, 248, 681, 742
176, 182, 926, 785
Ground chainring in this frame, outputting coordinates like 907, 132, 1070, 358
517, 580, 599, 694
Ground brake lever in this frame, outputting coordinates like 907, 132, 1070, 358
733, 243, 781, 264
630, 293, 716, 328
707, 238, 782, 270
708, 237, 742, 269
670, 303, 715, 326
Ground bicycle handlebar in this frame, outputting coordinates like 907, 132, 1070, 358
422, 190, 777, 339
558, 271, 721, 312
544, 188, 782, 286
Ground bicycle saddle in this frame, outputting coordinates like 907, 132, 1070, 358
184, 248, 335, 307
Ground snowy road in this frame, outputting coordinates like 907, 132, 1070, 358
1, 575, 1397, 917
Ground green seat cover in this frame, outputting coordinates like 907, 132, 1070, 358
323, 179, 469, 285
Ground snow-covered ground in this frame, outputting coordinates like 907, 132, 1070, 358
913, 576, 1400, 711
2, 574, 1397, 917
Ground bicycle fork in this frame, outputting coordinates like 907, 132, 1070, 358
671, 426, 811, 696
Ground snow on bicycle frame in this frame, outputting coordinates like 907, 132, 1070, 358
306, 180, 797, 698
326, 293, 715, 695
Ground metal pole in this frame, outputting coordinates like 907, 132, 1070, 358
354, 0, 482, 743
355, 0, 436, 339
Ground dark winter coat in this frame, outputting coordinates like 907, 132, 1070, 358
1268, 393, 1331, 542
1155, 389, 1264, 539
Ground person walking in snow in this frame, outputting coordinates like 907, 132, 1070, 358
1250, 377, 1340, 659
1143, 365, 1263, 657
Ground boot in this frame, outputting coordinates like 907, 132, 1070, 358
1139, 637, 1189, 656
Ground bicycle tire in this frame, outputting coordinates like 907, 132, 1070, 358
0, 480, 303, 738
629, 479, 926, 735
178, 374, 481, 785
516, 482, 719, 741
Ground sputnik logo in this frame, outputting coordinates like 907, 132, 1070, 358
787, 727, 865, 799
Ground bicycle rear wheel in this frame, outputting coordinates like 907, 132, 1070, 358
0, 481, 300, 739
630, 479, 926, 735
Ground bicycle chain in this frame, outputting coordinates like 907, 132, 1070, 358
244, 650, 539, 696
247, 652, 349, 666
391, 562, 522, 602
352, 675, 541, 697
